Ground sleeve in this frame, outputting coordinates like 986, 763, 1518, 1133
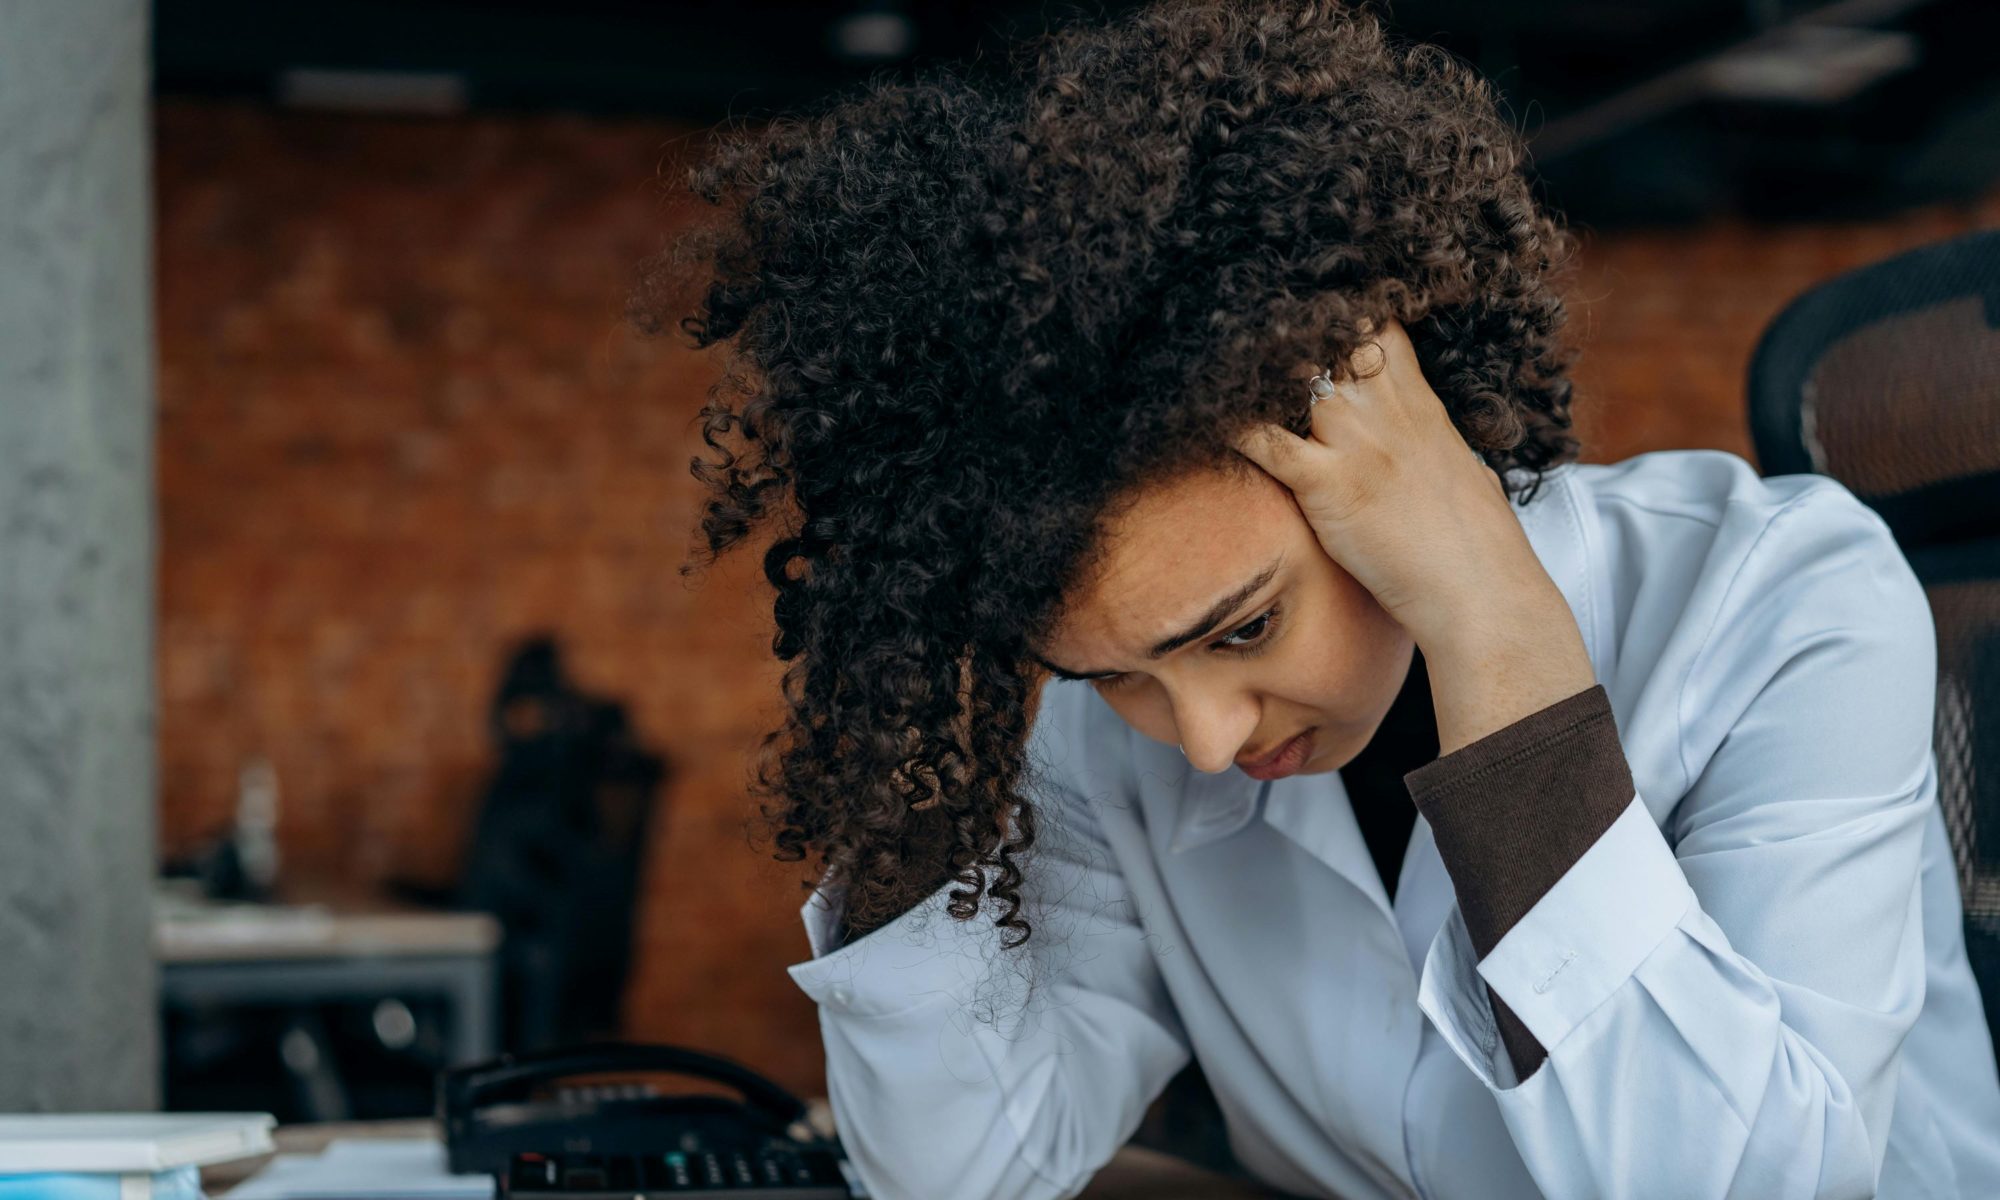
1408, 488, 1937, 1200
1404, 682, 1634, 1080
785, 681, 1192, 1200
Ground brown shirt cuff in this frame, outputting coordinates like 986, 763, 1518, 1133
1402, 682, 1635, 1079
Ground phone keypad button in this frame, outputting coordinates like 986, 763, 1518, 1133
661, 1151, 695, 1189
507, 1146, 854, 1196
509, 1153, 559, 1191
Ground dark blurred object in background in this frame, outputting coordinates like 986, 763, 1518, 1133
166, 635, 668, 1121
451, 634, 669, 1051
166, 995, 460, 1122
153, 0, 2000, 226
161, 757, 284, 904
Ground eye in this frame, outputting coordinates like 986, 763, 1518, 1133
1088, 603, 1284, 694
1216, 604, 1282, 653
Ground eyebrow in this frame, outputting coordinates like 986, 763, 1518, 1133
1037, 557, 1284, 681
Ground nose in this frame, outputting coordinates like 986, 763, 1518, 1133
1172, 687, 1258, 775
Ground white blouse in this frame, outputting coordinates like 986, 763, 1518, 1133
785, 447, 2000, 1199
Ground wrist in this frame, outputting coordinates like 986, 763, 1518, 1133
1415, 588, 1597, 757
1406, 564, 1564, 659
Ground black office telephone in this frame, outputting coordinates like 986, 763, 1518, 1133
438, 1042, 864, 1198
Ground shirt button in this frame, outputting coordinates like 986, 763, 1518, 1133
831, 987, 852, 1006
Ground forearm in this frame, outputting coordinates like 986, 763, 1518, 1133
1412, 578, 1597, 758
789, 776, 1192, 1200
1402, 581, 1630, 1080
820, 1002, 1179, 1200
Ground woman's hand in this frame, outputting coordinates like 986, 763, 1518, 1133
1232, 316, 1596, 752
1231, 317, 1545, 646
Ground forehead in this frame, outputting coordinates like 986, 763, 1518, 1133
1052, 465, 1299, 655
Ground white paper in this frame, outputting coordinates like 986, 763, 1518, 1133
0, 1114, 274, 1172
225, 1140, 492, 1200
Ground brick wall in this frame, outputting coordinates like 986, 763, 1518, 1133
154, 101, 820, 1085
153, 97, 2000, 1098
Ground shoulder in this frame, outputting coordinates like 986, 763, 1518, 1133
1572, 447, 1919, 642
1559, 450, 1932, 812
1667, 455, 1934, 754
1564, 448, 1918, 662
1567, 446, 1839, 533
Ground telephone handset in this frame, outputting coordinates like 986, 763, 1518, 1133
439, 1041, 861, 1197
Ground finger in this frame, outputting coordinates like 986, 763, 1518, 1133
1368, 316, 1419, 380
1307, 372, 1362, 444
1232, 421, 1326, 490
1312, 326, 1395, 441
1347, 315, 1423, 389
1337, 315, 1438, 430
1346, 314, 1390, 381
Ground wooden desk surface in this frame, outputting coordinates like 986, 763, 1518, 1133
202, 1118, 1278, 1198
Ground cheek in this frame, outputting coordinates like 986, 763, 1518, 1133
1272, 600, 1378, 710
1096, 683, 1177, 741
1291, 553, 1410, 683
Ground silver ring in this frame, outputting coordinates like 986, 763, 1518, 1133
1308, 373, 1337, 407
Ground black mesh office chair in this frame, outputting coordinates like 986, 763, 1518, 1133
1746, 228, 2000, 1059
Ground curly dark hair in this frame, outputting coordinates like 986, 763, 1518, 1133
637, 0, 1581, 951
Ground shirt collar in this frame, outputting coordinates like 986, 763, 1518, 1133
1167, 764, 1268, 854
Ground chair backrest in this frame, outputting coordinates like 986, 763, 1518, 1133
1746, 228, 2000, 1049
461, 636, 669, 1051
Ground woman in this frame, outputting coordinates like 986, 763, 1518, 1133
646, 2, 2000, 1196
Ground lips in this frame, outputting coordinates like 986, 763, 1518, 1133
1237, 729, 1315, 781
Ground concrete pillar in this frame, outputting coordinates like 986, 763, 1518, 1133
0, 0, 159, 1109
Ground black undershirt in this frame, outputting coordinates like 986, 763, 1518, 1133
1334, 645, 1438, 903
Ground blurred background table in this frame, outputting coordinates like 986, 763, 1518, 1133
157, 880, 501, 1121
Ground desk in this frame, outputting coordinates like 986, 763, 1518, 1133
201, 1119, 1281, 1198
158, 885, 502, 1121
157, 896, 501, 1067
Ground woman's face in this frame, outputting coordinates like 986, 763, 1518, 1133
1038, 463, 1415, 781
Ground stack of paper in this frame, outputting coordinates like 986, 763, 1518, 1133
228, 1141, 493, 1200
0, 1114, 276, 1200
0, 1165, 200, 1200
